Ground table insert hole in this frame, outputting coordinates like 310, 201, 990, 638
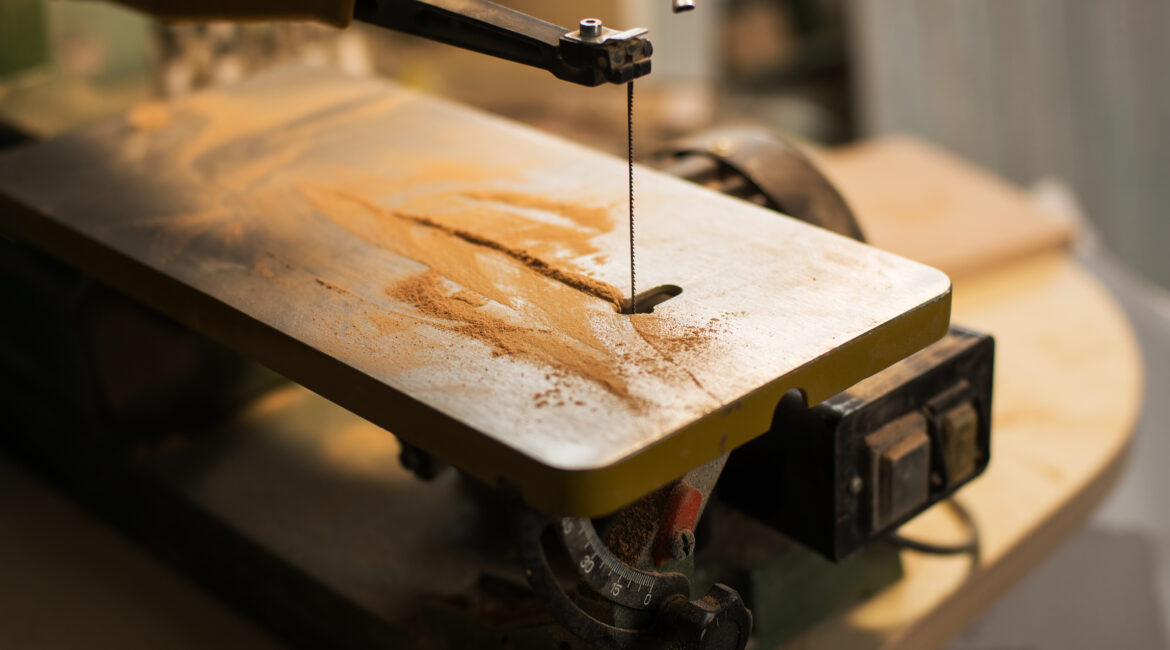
620, 285, 682, 314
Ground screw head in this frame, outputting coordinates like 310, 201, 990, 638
849, 475, 864, 494
579, 18, 603, 38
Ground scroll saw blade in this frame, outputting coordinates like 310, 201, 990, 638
627, 79, 636, 314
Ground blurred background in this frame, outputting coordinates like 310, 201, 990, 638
0, 1, 1167, 647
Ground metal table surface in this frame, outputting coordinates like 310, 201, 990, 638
0, 67, 950, 515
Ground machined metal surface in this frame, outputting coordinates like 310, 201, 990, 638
355, 0, 652, 86
0, 67, 951, 516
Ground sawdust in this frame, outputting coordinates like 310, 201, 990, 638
393, 206, 626, 309
631, 314, 727, 357
112, 79, 735, 411
223, 222, 243, 245
386, 270, 635, 403
171, 78, 381, 166
622, 315, 733, 402
447, 190, 615, 266
315, 277, 383, 309
416, 201, 613, 270
450, 290, 487, 307
533, 386, 563, 409
604, 486, 672, 564
315, 277, 353, 296
265, 250, 298, 270
299, 182, 626, 309
294, 178, 730, 408
337, 160, 502, 200
461, 190, 614, 231
364, 312, 414, 337
204, 94, 410, 191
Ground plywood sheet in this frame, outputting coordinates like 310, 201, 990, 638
813, 136, 1074, 279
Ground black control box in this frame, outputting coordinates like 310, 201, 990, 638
719, 327, 994, 562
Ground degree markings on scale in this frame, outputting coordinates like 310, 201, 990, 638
563, 518, 659, 599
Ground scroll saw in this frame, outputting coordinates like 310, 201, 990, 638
0, 2, 993, 649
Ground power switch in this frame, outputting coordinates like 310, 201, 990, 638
865, 412, 931, 532
940, 402, 979, 486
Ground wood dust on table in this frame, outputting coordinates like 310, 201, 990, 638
291, 173, 730, 412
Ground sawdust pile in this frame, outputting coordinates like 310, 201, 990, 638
457, 190, 615, 267
386, 269, 634, 404
392, 207, 626, 309
292, 175, 730, 409
603, 485, 672, 563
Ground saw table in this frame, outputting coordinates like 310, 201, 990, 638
0, 67, 949, 517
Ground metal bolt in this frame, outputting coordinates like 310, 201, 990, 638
398, 443, 447, 481
849, 475, 864, 494
672, 0, 697, 13
579, 18, 603, 38
668, 529, 696, 561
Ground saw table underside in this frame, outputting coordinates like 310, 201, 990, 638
0, 67, 950, 516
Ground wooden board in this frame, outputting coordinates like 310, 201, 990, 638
812, 136, 1075, 279
0, 67, 950, 516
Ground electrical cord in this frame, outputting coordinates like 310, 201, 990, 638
886, 498, 981, 557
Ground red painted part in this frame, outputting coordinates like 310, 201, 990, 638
652, 481, 704, 566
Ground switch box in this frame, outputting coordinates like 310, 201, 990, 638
720, 327, 994, 561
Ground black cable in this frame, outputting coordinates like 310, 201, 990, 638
886, 498, 981, 557
0, 121, 33, 150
